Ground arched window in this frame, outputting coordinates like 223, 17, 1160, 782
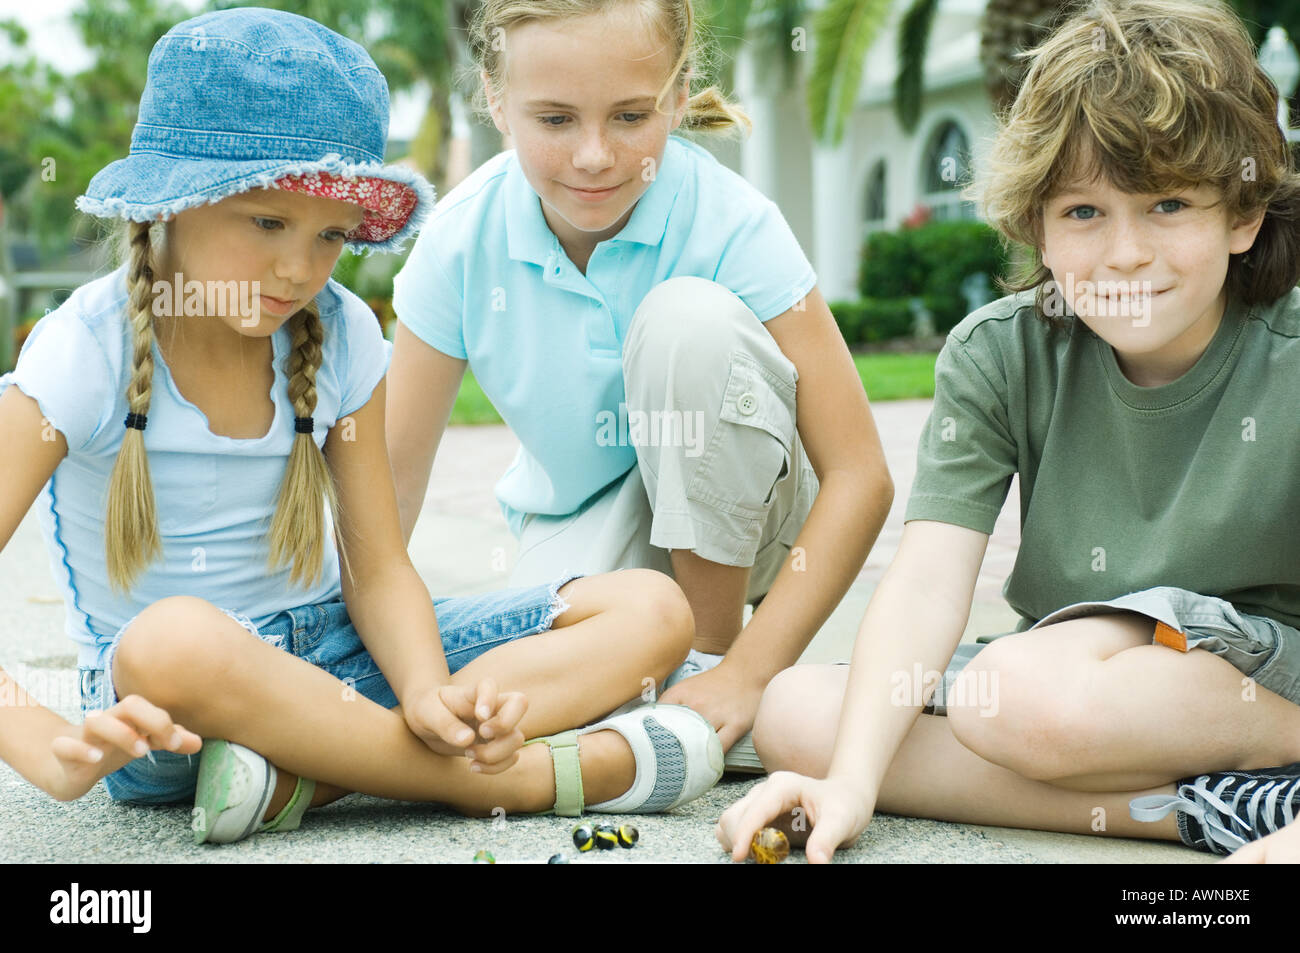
863, 159, 887, 225
922, 120, 976, 222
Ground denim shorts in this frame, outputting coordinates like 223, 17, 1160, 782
925, 586, 1300, 714
78, 573, 582, 804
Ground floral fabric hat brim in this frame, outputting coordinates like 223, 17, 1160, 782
76, 150, 434, 256
273, 171, 418, 245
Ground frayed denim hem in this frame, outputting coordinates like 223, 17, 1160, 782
75, 152, 434, 255
543, 572, 584, 630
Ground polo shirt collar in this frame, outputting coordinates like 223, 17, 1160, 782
616, 135, 687, 246
505, 157, 555, 267
504, 135, 688, 265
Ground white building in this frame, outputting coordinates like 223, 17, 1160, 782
444, 1, 997, 305
725, 0, 997, 302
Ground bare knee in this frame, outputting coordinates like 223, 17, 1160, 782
112, 596, 246, 716
620, 569, 695, 678
947, 639, 1084, 781
637, 569, 691, 670
752, 664, 846, 777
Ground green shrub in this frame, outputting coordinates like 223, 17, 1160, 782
331, 249, 363, 292
909, 220, 1008, 298
857, 230, 920, 298
331, 247, 410, 300
829, 297, 915, 345
827, 299, 865, 344
862, 298, 915, 342
859, 221, 1009, 329
920, 293, 967, 333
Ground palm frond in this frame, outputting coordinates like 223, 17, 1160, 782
694, 0, 757, 92
894, 0, 939, 133
699, 0, 757, 55
808, 0, 895, 145
768, 0, 810, 88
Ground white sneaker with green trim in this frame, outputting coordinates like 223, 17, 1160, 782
192, 739, 315, 844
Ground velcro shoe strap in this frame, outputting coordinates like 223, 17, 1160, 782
545, 730, 585, 817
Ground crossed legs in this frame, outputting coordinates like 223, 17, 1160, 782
753, 613, 1300, 842
110, 569, 692, 817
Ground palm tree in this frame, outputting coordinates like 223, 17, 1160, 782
977, 0, 1075, 115
700, 0, 894, 145
706, 0, 1052, 143
809, 0, 897, 140
911, 0, 1300, 128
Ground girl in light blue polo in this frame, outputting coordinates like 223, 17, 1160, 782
387, 0, 894, 766
0, 8, 723, 844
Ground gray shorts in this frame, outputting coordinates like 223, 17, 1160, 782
929, 586, 1300, 713
508, 276, 818, 604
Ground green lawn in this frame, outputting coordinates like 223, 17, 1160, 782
448, 370, 509, 426
853, 351, 939, 402
448, 350, 939, 426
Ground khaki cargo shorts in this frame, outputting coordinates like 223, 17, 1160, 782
509, 276, 818, 604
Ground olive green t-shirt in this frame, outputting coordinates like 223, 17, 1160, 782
904, 287, 1300, 630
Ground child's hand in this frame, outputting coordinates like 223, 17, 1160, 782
659, 661, 763, 753
1221, 823, 1300, 863
716, 770, 872, 864
46, 695, 202, 802
404, 678, 528, 774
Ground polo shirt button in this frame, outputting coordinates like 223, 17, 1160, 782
737, 392, 758, 415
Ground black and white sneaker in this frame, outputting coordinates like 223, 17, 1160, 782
1130, 763, 1300, 855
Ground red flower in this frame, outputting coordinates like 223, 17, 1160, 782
903, 204, 932, 229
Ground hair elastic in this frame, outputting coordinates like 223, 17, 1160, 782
124, 412, 148, 431
294, 416, 315, 434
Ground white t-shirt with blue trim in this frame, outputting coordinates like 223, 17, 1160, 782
0, 265, 390, 669
392, 134, 818, 535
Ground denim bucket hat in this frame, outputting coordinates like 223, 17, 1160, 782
76, 7, 433, 254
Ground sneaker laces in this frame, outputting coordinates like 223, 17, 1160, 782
1131, 770, 1300, 855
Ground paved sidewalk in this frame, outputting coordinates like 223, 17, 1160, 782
0, 400, 1205, 863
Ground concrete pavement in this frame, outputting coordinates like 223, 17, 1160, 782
0, 399, 1206, 863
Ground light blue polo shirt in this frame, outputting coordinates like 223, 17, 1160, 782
392, 134, 817, 535
0, 265, 389, 668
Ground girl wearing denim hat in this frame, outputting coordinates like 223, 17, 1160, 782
718, 0, 1300, 863
386, 0, 894, 771
0, 7, 725, 844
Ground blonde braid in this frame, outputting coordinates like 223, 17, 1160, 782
267, 300, 350, 588
105, 222, 163, 593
